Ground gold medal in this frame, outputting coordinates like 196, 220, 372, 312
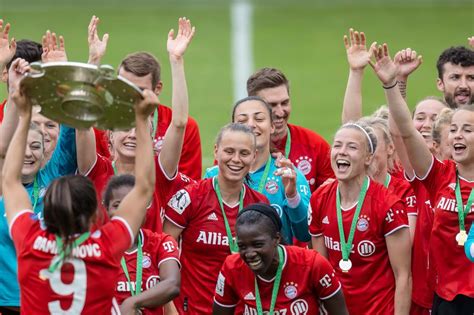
456, 230, 468, 246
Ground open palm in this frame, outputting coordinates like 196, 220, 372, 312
371, 44, 398, 85
0, 20, 16, 66
344, 29, 374, 70
167, 17, 195, 59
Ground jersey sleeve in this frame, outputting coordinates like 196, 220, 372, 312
10, 210, 36, 253
100, 217, 134, 259
155, 157, 196, 206
416, 155, 450, 201
156, 233, 180, 268
465, 224, 474, 262
402, 185, 417, 216
164, 185, 195, 229
382, 200, 409, 237
312, 252, 342, 300
177, 117, 202, 180
284, 168, 311, 242
308, 188, 324, 237
42, 124, 77, 178
213, 258, 239, 308
93, 128, 111, 158
85, 154, 113, 180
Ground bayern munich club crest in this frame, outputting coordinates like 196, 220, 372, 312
265, 179, 279, 194
356, 215, 370, 232
296, 156, 312, 175
142, 255, 152, 268
284, 282, 298, 299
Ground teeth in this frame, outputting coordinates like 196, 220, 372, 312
248, 260, 261, 267
123, 143, 136, 148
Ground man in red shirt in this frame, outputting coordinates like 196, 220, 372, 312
246, 68, 333, 193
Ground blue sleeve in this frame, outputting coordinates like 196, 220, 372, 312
465, 225, 474, 262
42, 124, 77, 179
284, 168, 311, 242
203, 166, 218, 179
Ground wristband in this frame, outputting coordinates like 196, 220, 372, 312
383, 81, 398, 89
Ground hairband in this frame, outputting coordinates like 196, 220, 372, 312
238, 203, 282, 231
345, 123, 374, 154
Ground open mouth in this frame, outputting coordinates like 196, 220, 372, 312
246, 258, 263, 269
23, 160, 35, 166
336, 159, 351, 172
453, 143, 466, 154
455, 90, 470, 103
123, 142, 136, 149
227, 164, 244, 173
420, 131, 432, 140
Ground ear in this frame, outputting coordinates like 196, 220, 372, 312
154, 80, 163, 96
1, 67, 7, 83
386, 142, 395, 157
436, 78, 444, 92
270, 122, 276, 135
274, 232, 282, 246
364, 153, 373, 167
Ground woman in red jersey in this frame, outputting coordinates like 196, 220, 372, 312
164, 123, 269, 314
2, 78, 157, 314
213, 203, 349, 315
372, 42, 474, 314
309, 119, 412, 315
103, 175, 181, 315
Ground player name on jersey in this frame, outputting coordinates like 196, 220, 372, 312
32, 236, 101, 258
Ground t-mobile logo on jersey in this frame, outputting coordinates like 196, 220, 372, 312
196, 231, 230, 246
405, 196, 416, 208
319, 274, 333, 288
162, 241, 175, 253
385, 209, 395, 223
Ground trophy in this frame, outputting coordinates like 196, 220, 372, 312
20, 62, 143, 130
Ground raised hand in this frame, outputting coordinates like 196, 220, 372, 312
0, 19, 16, 69
88, 16, 109, 65
274, 157, 297, 198
135, 89, 159, 119
394, 48, 422, 80
41, 30, 67, 63
167, 17, 195, 60
369, 43, 398, 86
344, 28, 376, 71
9, 58, 32, 116
468, 36, 474, 49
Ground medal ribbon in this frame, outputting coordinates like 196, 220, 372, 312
32, 176, 40, 211
214, 177, 244, 253
455, 174, 474, 233
255, 246, 284, 315
121, 232, 143, 296
336, 176, 369, 262
284, 127, 291, 159
48, 232, 90, 274
152, 108, 158, 139
257, 156, 272, 193
384, 174, 391, 188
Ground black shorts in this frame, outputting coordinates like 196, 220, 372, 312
432, 293, 474, 315
0, 307, 20, 315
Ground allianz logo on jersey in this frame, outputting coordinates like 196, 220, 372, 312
243, 299, 309, 315
324, 236, 376, 257
436, 197, 474, 213
196, 231, 232, 246
117, 275, 160, 292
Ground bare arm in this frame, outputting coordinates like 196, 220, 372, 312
341, 29, 375, 123
323, 290, 349, 315
212, 303, 235, 315
163, 219, 184, 241
2, 59, 33, 223
370, 43, 432, 178
76, 128, 96, 175
312, 235, 328, 258
159, 17, 195, 177
386, 227, 412, 315
114, 90, 157, 236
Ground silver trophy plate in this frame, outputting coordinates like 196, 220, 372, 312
20, 61, 143, 130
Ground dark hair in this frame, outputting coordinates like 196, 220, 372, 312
247, 68, 290, 96
236, 203, 282, 239
436, 46, 474, 79
119, 52, 161, 88
6, 39, 42, 70
231, 96, 273, 123
103, 174, 135, 209
43, 175, 97, 255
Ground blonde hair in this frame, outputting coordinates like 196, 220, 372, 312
432, 108, 454, 145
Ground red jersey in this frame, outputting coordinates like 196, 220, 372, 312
86, 154, 194, 233
388, 175, 418, 216
165, 178, 269, 314
93, 103, 202, 180
114, 229, 180, 315
419, 157, 474, 300
0, 99, 6, 123
273, 124, 333, 193
10, 210, 133, 315
309, 178, 409, 315
409, 177, 435, 309
214, 245, 341, 314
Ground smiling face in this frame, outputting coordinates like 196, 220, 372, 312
31, 110, 59, 162
449, 109, 474, 165
331, 127, 372, 182
437, 63, 474, 108
256, 85, 291, 139
214, 130, 256, 183
233, 100, 274, 151
413, 99, 446, 149
21, 129, 44, 183
236, 222, 280, 276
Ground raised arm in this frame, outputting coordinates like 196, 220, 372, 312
341, 28, 375, 123
394, 48, 422, 99
114, 90, 157, 236
87, 16, 109, 65
0, 19, 16, 75
76, 128, 96, 175
370, 44, 432, 178
159, 17, 195, 177
2, 59, 33, 223
41, 30, 67, 63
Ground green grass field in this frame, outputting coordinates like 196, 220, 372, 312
1, 0, 472, 168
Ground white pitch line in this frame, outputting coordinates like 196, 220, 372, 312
231, 0, 254, 102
